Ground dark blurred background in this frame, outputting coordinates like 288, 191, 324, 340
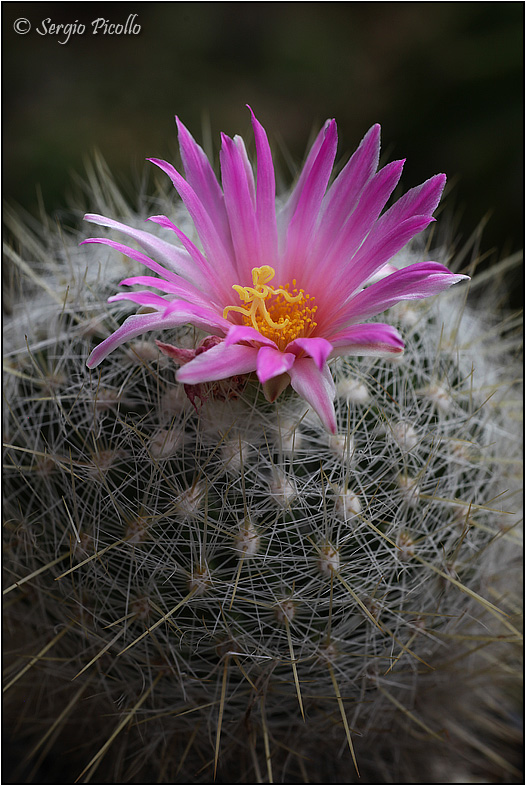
3, 2, 524, 294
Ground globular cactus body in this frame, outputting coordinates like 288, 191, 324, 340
3, 163, 522, 784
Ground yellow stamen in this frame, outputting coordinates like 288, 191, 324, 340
223, 266, 317, 351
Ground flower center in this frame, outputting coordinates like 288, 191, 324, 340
223, 266, 317, 350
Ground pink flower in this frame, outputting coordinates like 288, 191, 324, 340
84, 108, 468, 433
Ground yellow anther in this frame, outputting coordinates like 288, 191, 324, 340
223, 266, 318, 351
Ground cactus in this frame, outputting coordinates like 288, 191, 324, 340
3, 145, 522, 784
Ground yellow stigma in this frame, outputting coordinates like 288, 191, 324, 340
223, 265, 317, 350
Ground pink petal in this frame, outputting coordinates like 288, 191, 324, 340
108, 291, 171, 309
286, 336, 333, 370
176, 342, 259, 384
233, 135, 256, 203
288, 359, 337, 434
281, 120, 338, 282
321, 215, 435, 330
363, 263, 398, 285
249, 106, 278, 265
316, 176, 446, 317
175, 116, 231, 247
306, 159, 405, 293
118, 275, 214, 307
224, 324, 278, 349
148, 158, 237, 280
87, 302, 229, 369
220, 133, 260, 277
83, 237, 221, 310
337, 175, 446, 296
280, 120, 333, 228
336, 159, 405, 255
161, 298, 231, 332
83, 214, 205, 286
81, 237, 178, 282
317, 123, 381, 242
147, 215, 231, 303
373, 174, 446, 240
328, 323, 404, 357
256, 346, 296, 384
330, 262, 469, 331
